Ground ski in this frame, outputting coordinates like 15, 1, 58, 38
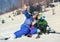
0, 37, 10, 40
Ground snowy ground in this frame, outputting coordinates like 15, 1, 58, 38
0, 2, 60, 42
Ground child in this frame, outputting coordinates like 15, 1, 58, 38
35, 15, 48, 38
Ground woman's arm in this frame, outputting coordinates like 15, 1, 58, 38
22, 5, 31, 19
32, 20, 37, 25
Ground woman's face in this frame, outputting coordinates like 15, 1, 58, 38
36, 14, 41, 19
37, 15, 40, 19
33, 14, 38, 19
33, 14, 41, 20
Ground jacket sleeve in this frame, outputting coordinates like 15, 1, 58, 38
23, 10, 31, 19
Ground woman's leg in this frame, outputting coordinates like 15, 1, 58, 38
14, 26, 30, 38
30, 28, 37, 34
27, 28, 37, 37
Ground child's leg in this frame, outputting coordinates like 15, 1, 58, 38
43, 27, 47, 34
36, 28, 42, 39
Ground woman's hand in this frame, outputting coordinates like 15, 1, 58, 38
32, 20, 36, 25
23, 4, 27, 10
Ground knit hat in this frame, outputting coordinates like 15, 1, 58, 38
32, 11, 39, 16
41, 16, 45, 19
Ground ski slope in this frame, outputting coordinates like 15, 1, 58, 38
0, 2, 60, 42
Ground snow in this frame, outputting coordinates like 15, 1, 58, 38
0, 2, 60, 42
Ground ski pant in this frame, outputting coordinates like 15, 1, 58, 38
14, 25, 37, 38
38, 25, 47, 33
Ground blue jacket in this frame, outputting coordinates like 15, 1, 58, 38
23, 17, 34, 28
23, 10, 32, 19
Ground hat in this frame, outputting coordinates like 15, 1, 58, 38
32, 11, 38, 15
41, 16, 45, 19
39, 13, 42, 15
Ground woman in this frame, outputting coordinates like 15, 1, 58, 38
1, 5, 40, 40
